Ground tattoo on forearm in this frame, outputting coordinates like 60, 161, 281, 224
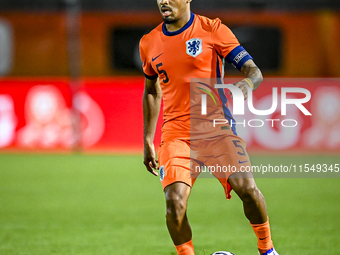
243, 64, 263, 90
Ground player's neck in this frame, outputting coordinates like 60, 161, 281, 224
165, 10, 191, 32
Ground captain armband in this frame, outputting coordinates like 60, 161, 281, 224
225, 45, 253, 71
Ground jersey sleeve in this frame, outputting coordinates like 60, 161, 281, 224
212, 19, 253, 70
212, 19, 240, 58
139, 36, 158, 80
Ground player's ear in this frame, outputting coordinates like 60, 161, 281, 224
186, 0, 192, 4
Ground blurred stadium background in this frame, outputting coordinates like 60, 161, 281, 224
0, 1, 339, 254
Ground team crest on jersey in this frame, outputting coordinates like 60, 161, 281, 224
186, 38, 203, 58
159, 165, 165, 181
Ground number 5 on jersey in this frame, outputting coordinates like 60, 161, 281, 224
156, 63, 169, 83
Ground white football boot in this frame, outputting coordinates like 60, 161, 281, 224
260, 247, 280, 255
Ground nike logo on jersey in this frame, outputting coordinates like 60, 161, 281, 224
152, 53, 163, 62
238, 160, 248, 164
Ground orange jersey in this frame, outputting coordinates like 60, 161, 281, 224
140, 13, 247, 140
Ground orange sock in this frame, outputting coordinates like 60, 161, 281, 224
175, 239, 195, 255
251, 217, 273, 254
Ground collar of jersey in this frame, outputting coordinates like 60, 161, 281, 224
162, 12, 195, 36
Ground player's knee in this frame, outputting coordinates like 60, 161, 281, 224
237, 184, 260, 202
166, 195, 187, 225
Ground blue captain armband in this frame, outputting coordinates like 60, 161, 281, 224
225, 45, 253, 70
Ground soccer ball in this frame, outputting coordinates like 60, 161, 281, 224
211, 252, 235, 255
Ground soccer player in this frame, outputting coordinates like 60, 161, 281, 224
140, 0, 280, 255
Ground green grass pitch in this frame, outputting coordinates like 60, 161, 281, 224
0, 154, 339, 255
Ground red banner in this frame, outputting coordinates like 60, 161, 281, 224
0, 77, 339, 153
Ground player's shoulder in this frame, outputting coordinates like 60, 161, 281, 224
140, 23, 163, 46
195, 14, 224, 31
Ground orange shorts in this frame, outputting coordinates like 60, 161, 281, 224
157, 135, 252, 199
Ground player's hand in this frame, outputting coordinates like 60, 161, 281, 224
230, 80, 251, 100
143, 143, 159, 176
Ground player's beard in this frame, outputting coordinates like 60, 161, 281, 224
163, 16, 177, 24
